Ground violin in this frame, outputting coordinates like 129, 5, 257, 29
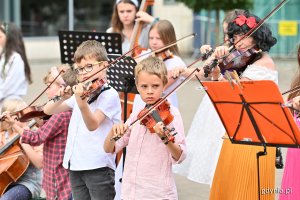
80, 78, 107, 100
135, 48, 174, 62
137, 100, 174, 133
203, 47, 260, 78
136, 99, 177, 144
219, 48, 260, 71
0, 105, 49, 123
154, 49, 173, 61
50, 78, 107, 103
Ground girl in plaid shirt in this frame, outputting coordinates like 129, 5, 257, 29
6, 64, 77, 200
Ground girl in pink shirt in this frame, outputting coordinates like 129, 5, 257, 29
279, 45, 300, 200
104, 56, 187, 200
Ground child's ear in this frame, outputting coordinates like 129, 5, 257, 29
103, 61, 109, 67
135, 80, 141, 93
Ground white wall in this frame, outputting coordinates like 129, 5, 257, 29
24, 37, 60, 61
153, 0, 193, 54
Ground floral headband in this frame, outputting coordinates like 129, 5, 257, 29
233, 15, 257, 29
51, 67, 66, 86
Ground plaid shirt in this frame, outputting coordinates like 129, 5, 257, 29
22, 111, 72, 200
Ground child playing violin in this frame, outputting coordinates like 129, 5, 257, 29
132, 19, 186, 112
4, 64, 77, 200
0, 98, 43, 200
104, 56, 186, 200
44, 40, 121, 200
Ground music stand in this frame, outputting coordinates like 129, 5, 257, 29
106, 54, 138, 120
58, 30, 122, 64
201, 80, 300, 200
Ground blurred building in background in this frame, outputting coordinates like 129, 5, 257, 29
0, 0, 298, 60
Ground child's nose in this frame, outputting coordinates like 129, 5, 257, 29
147, 87, 153, 93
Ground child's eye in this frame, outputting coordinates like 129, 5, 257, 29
85, 64, 93, 71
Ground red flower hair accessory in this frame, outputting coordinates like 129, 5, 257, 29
234, 15, 257, 29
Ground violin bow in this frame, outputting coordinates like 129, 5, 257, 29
133, 33, 196, 60
282, 85, 300, 96
0, 70, 65, 121
83, 33, 196, 82
127, 57, 204, 128
111, 61, 202, 141
27, 70, 65, 107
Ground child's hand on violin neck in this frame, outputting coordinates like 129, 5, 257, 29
112, 123, 128, 140
292, 96, 300, 111
72, 83, 85, 97
213, 45, 230, 60
1, 111, 17, 125
153, 121, 167, 137
57, 85, 72, 100
200, 45, 212, 54
170, 66, 186, 79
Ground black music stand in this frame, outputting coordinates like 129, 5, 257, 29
58, 30, 122, 64
106, 54, 138, 120
200, 80, 300, 200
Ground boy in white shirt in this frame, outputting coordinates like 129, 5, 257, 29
44, 40, 121, 200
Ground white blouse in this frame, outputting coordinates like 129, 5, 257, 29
241, 64, 279, 84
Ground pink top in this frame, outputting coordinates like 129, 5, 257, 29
115, 106, 187, 200
295, 115, 300, 127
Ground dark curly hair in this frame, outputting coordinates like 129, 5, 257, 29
227, 12, 277, 52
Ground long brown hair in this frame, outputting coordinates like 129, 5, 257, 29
110, 0, 138, 39
149, 20, 180, 56
288, 45, 300, 101
0, 22, 32, 84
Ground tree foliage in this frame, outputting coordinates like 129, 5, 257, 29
175, 0, 253, 12
175, 0, 254, 47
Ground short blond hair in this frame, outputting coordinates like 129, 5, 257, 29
135, 56, 168, 86
73, 40, 108, 63
1, 98, 27, 113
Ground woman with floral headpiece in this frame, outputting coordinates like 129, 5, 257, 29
205, 12, 278, 200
